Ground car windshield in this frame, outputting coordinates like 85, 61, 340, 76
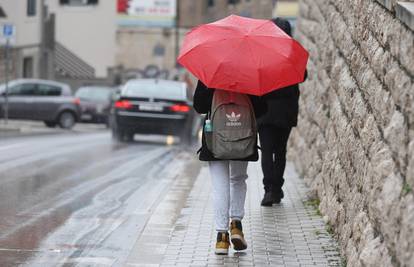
123, 81, 185, 100
76, 87, 112, 101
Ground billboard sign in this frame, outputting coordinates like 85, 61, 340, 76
118, 0, 177, 28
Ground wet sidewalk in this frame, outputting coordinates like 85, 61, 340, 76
127, 161, 343, 267
0, 120, 108, 138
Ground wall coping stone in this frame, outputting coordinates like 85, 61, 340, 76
396, 2, 414, 31
376, 0, 396, 11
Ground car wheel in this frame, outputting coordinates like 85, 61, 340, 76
58, 111, 76, 129
44, 121, 57, 128
105, 118, 111, 128
124, 131, 134, 142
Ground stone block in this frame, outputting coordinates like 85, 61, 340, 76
359, 114, 381, 156
406, 140, 414, 188
384, 110, 408, 174
359, 236, 393, 267
395, 195, 414, 266
384, 61, 412, 111
399, 26, 414, 74
373, 173, 403, 254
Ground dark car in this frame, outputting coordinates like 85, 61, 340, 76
0, 79, 81, 129
110, 79, 193, 142
75, 86, 113, 125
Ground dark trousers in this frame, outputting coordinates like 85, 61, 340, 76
258, 126, 292, 193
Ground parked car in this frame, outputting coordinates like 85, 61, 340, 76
110, 79, 193, 142
75, 86, 113, 125
0, 79, 81, 129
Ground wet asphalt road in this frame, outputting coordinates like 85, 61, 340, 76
0, 130, 195, 266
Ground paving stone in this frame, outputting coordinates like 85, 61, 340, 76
160, 162, 342, 266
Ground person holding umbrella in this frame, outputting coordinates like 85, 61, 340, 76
258, 18, 308, 207
178, 15, 308, 255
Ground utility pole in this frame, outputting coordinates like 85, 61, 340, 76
39, 0, 48, 79
175, 0, 180, 67
4, 38, 9, 125
1, 23, 15, 125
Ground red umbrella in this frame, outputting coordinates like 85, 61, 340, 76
178, 15, 309, 96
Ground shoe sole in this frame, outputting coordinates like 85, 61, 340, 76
231, 234, 247, 251
215, 248, 229, 255
273, 198, 281, 204
261, 202, 273, 207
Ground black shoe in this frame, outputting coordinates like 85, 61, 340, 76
273, 189, 284, 204
261, 191, 274, 206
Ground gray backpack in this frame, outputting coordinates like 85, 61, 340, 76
205, 90, 257, 159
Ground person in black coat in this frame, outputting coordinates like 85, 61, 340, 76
193, 80, 266, 255
258, 18, 307, 206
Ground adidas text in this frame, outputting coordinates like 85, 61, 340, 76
226, 122, 242, 127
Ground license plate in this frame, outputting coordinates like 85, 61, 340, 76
139, 104, 163, 112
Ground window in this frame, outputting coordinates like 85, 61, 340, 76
8, 84, 37, 96
27, 0, 36, 16
60, 0, 99, 6
75, 87, 112, 101
228, 0, 240, 4
0, 6, 6, 18
23, 57, 34, 78
207, 0, 215, 7
153, 43, 165, 57
37, 84, 62, 96
124, 82, 186, 100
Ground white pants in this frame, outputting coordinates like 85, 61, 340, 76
209, 161, 248, 232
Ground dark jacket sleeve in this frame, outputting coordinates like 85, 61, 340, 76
193, 80, 213, 114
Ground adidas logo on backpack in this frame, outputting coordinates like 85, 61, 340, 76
226, 112, 242, 126
205, 90, 257, 159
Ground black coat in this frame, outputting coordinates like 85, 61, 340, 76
257, 71, 307, 128
193, 81, 267, 161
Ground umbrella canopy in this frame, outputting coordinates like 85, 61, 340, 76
178, 15, 309, 96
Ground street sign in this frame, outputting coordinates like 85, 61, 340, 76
1, 23, 16, 45
3, 24, 13, 36
1, 23, 15, 125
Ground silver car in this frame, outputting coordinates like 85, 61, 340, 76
0, 79, 81, 129
75, 86, 114, 125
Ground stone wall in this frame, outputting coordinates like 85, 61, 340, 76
290, 0, 414, 266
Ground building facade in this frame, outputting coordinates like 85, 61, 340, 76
46, 0, 117, 79
0, 0, 117, 86
0, 0, 43, 82
116, 0, 275, 81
